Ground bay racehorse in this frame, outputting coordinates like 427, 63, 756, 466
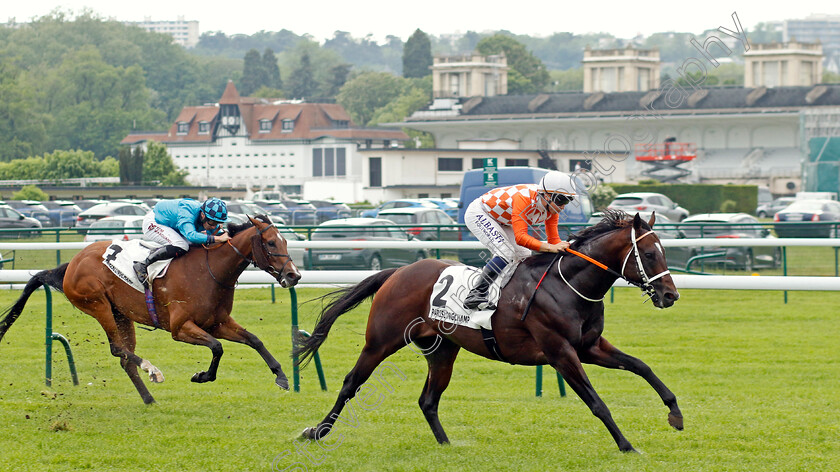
295, 210, 681, 452
0, 215, 300, 404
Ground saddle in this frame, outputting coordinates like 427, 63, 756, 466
101, 240, 173, 293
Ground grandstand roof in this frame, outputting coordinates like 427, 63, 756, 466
405, 85, 840, 122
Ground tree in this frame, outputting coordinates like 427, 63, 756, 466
476, 34, 550, 94
287, 52, 316, 98
262, 48, 282, 90
240, 49, 265, 96
403, 29, 432, 78
549, 68, 583, 91
119, 147, 143, 184
337, 72, 406, 126
12, 185, 49, 201
143, 141, 187, 185
325, 63, 351, 97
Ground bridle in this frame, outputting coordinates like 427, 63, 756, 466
557, 226, 670, 304
205, 222, 294, 288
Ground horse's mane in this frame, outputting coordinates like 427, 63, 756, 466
570, 208, 647, 250
227, 214, 272, 237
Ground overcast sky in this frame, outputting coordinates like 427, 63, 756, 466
4, 1, 838, 43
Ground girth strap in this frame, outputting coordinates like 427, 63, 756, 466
480, 327, 510, 364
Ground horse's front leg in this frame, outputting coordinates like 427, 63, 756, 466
209, 318, 289, 390
541, 336, 636, 452
171, 319, 223, 383
581, 336, 683, 430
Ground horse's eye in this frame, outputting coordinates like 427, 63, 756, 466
268, 241, 277, 247
644, 252, 655, 260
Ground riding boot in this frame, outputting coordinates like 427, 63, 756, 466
133, 245, 185, 289
463, 256, 507, 310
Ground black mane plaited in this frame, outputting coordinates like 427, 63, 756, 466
569, 209, 649, 251
227, 214, 272, 237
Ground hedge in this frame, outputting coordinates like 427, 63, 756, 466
607, 183, 759, 215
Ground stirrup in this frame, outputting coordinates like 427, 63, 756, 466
133, 262, 149, 287
463, 290, 491, 310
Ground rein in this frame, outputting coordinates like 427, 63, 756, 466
203, 222, 293, 289
521, 226, 669, 320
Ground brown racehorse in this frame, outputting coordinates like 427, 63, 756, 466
295, 211, 681, 452
0, 215, 300, 404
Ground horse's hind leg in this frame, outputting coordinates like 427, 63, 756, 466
68, 294, 162, 404
581, 337, 683, 430
209, 318, 289, 390
417, 337, 460, 444
302, 339, 408, 441
113, 313, 161, 404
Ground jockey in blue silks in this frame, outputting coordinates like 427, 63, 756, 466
133, 198, 230, 289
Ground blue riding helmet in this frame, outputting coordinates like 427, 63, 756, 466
201, 198, 229, 223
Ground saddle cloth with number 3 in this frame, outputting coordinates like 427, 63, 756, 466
428, 266, 501, 330
101, 240, 173, 293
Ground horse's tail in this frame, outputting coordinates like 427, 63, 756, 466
0, 264, 68, 342
294, 268, 399, 367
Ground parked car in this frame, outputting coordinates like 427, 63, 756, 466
308, 200, 352, 223
378, 208, 458, 241
607, 193, 689, 221
83, 216, 145, 242
76, 202, 150, 233
419, 198, 459, 219
774, 199, 840, 238
253, 200, 291, 223
2, 200, 51, 226
280, 199, 317, 225
0, 204, 42, 238
756, 197, 796, 218
40, 200, 82, 227
360, 199, 438, 218
682, 213, 781, 270
302, 218, 428, 270
224, 200, 284, 224
74, 199, 110, 211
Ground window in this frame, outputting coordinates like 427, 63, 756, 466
312, 149, 323, 177
333, 120, 349, 128
259, 120, 272, 133
504, 159, 529, 167
325, 148, 335, 176
337, 148, 346, 176
177, 122, 189, 135
472, 158, 484, 169
369, 157, 382, 187
198, 122, 210, 134
438, 158, 463, 172
282, 119, 294, 132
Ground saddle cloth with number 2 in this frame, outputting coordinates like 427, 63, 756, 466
428, 266, 501, 330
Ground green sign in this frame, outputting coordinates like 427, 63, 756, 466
483, 158, 498, 186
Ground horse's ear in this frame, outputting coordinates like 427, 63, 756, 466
648, 211, 656, 228
247, 215, 261, 227
633, 212, 643, 231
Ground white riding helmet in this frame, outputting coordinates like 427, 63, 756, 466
538, 171, 578, 205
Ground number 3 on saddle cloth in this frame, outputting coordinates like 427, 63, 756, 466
101, 240, 174, 294
429, 266, 501, 331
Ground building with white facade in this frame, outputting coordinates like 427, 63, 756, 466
783, 14, 840, 72
121, 81, 407, 201
126, 16, 200, 48
744, 41, 823, 88
432, 54, 509, 98
583, 46, 661, 93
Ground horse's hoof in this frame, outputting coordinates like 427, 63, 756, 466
191, 372, 213, 383
620, 446, 639, 454
668, 413, 684, 430
300, 427, 317, 440
148, 370, 165, 383
276, 374, 290, 390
